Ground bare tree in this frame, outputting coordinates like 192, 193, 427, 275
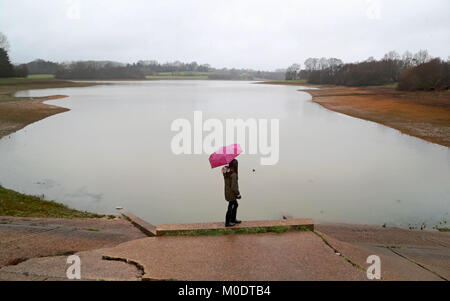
0, 32, 10, 52
305, 58, 324, 71
402, 51, 414, 68
305, 58, 313, 71
285, 63, 301, 80
382, 50, 401, 61
289, 63, 301, 72
328, 58, 343, 68
413, 50, 431, 65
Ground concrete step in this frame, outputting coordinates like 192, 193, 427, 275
121, 211, 157, 237
156, 218, 314, 236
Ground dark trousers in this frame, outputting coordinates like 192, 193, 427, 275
225, 200, 239, 224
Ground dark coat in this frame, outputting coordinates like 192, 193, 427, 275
222, 166, 240, 202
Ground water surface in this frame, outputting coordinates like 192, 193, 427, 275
1, 80, 449, 228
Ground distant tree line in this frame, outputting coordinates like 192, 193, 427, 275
286, 50, 449, 91
26, 59, 60, 74
0, 32, 29, 78
136, 60, 212, 74
55, 61, 145, 79
16, 58, 285, 81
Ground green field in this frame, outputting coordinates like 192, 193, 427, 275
27, 74, 55, 79
146, 71, 210, 80
146, 75, 209, 80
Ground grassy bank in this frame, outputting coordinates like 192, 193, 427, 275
0, 185, 103, 218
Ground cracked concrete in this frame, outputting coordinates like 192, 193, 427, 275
316, 223, 450, 281
103, 231, 368, 281
0, 249, 142, 281
0, 216, 147, 268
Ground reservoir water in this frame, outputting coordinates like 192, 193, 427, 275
1, 80, 449, 228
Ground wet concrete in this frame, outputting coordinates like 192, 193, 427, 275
316, 223, 450, 281
103, 231, 367, 281
316, 223, 450, 248
0, 216, 146, 268
0, 248, 142, 281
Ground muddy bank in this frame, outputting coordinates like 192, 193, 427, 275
0, 79, 98, 140
0, 95, 70, 139
260, 81, 450, 147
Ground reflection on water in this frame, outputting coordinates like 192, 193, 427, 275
1, 80, 449, 228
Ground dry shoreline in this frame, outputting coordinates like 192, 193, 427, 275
0, 79, 98, 140
260, 81, 450, 148
0, 95, 69, 139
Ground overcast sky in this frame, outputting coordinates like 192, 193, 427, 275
1, 0, 449, 70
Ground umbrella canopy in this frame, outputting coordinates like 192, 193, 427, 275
209, 144, 242, 169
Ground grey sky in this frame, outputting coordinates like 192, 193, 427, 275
1, 0, 449, 70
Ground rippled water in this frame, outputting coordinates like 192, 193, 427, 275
1, 80, 449, 228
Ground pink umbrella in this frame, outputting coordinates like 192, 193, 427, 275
209, 144, 243, 169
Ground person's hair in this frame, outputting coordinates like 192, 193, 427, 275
229, 159, 238, 175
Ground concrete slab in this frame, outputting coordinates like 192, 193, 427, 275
0, 248, 142, 281
103, 231, 366, 281
156, 218, 314, 236
395, 247, 450, 280
316, 231, 445, 281
316, 223, 450, 280
0, 216, 146, 268
316, 223, 450, 248
0, 271, 48, 281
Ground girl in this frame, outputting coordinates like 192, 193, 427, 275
222, 159, 242, 227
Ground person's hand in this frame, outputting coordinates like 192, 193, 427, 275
237, 194, 242, 200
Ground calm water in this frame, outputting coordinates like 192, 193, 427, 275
1, 80, 449, 228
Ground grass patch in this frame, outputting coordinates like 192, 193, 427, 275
27, 74, 55, 79
85, 227, 101, 232
436, 227, 450, 232
284, 79, 308, 84
146, 71, 211, 80
0, 185, 103, 219
164, 225, 310, 237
